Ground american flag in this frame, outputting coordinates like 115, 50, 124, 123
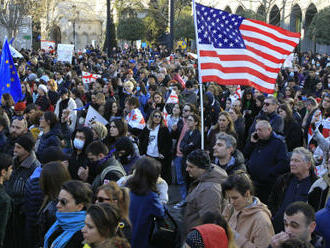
195, 3, 300, 93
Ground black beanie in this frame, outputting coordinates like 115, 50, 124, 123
16, 133, 35, 152
187, 149, 211, 169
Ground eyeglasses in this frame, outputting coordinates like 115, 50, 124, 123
57, 198, 68, 206
96, 197, 111, 203
153, 115, 161, 118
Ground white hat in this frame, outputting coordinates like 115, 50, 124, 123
38, 84, 48, 94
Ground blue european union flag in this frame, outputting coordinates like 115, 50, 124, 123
0, 39, 22, 103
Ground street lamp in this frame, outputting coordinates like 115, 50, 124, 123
72, 5, 79, 49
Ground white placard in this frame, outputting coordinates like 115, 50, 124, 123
41, 40, 55, 52
283, 53, 294, 68
9, 45, 23, 58
57, 44, 74, 64
85, 105, 109, 127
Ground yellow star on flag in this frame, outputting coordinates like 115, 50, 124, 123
12, 71, 15, 74
10, 78, 14, 82
6, 83, 10, 88
9, 65, 13, 69
5, 60, 8, 64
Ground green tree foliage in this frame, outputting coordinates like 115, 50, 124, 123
117, 16, 146, 43
308, 6, 330, 45
174, 10, 194, 41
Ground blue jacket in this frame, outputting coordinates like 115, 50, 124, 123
244, 132, 289, 186
316, 198, 330, 248
129, 191, 165, 248
36, 126, 62, 159
24, 166, 44, 248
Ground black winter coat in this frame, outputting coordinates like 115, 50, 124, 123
180, 129, 201, 158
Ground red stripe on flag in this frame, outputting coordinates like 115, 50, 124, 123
201, 63, 277, 83
246, 19, 301, 38
242, 35, 292, 55
199, 51, 279, 73
201, 76, 274, 93
240, 24, 298, 47
245, 45, 285, 64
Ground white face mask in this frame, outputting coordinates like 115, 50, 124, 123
73, 138, 85, 150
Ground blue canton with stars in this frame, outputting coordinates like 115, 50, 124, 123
196, 3, 246, 49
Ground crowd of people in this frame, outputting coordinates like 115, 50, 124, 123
0, 44, 330, 248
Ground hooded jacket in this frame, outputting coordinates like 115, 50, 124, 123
214, 149, 246, 175
184, 166, 228, 236
223, 197, 274, 248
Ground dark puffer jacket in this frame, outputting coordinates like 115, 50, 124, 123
214, 149, 246, 175
36, 125, 62, 159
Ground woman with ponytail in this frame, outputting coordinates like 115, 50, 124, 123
82, 203, 128, 248
96, 182, 131, 242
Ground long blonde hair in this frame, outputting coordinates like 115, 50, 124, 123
97, 182, 130, 223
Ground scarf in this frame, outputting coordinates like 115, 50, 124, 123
44, 211, 86, 248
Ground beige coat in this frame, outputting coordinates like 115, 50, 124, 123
183, 166, 228, 236
223, 197, 274, 248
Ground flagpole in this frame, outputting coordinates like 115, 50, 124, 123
192, 0, 204, 150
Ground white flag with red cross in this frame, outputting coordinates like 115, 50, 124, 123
82, 71, 101, 84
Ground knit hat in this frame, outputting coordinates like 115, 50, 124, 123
14, 101, 26, 112
39, 146, 70, 164
186, 229, 204, 248
38, 84, 48, 94
193, 224, 229, 248
187, 149, 211, 169
16, 133, 35, 152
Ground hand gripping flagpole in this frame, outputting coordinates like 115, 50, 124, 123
193, 0, 204, 150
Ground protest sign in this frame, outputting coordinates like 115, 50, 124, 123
84, 105, 109, 127
57, 44, 74, 63
41, 40, 55, 52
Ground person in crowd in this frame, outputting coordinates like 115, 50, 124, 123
104, 118, 128, 148
21, 82, 33, 105
207, 112, 237, 153
302, 97, 319, 144
28, 110, 43, 140
244, 120, 289, 203
54, 88, 77, 132
104, 101, 123, 122
222, 172, 274, 247
308, 149, 330, 211
268, 147, 318, 233
166, 102, 181, 132
96, 182, 131, 242
4, 133, 40, 248
183, 149, 227, 236
68, 127, 94, 180
36, 111, 62, 159
269, 202, 324, 248
171, 103, 196, 208
47, 79, 60, 106
0, 153, 13, 248
278, 103, 303, 152
127, 157, 165, 248
139, 110, 172, 184
91, 121, 108, 142
228, 107, 245, 150
315, 198, 330, 248
24, 145, 71, 248
1, 93, 15, 119
85, 141, 126, 191
181, 80, 197, 106
0, 116, 28, 155
241, 88, 257, 135
114, 136, 140, 175
44, 180, 93, 248
213, 132, 246, 175
35, 84, 51, 111
24, 103, 38, 126
14, 101, 26, 117
82, 203, 127, 248
38, 161, 71, 245
0, 115, 8, 148
124, 96, 145, 136
185, 224, 229, 248
250, 95, 284, 135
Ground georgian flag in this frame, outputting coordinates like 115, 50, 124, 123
82, 71, 101, 84
126, 108, 146, 130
